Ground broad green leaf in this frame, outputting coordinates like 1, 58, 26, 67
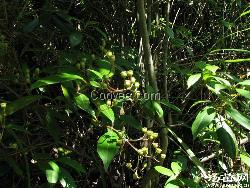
46, 170, 59, 184
154, 166, 174, 176
46, 161, 60, 184
226, 106, 250, 130
59, 168, 77, 188
59, 157, 86, 174
192, 106, 216, 139
90, 81, 101, 88
160, 100, 181, 112
189, 100, 211, 110
238, 80, 250, 86
97, 59, 114, 77
152, 101, 164, 118
205, 65, 219, 73
240, 152, 250, 167
97, 129, 119, 171
187, 73, 201, 89
215, 116, 238, 159
87, 69, 103, 80
23, 19, 39, 33
236, 89, 250, 99
99, 104, 115, 123
74, 93, 96, 117
166, 27, 174, 38
5, 95, 43, 116
69, 32, 83, 47
31, 73, 84, 89
171, 162, 182, 175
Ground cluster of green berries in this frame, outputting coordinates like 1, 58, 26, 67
141, 127, 166, 159
75, 59, 86, 71
121, 70, 141, 98
105, 50, 115, 63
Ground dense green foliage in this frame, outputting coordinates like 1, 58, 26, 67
0, 0, 250, 187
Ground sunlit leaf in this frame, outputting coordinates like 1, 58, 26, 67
155, 166, 174, 176
99, 104, 115, 123
74, 93, 96, 117
160, 100, 181, 112
236, 89, 250, 99
187, 74, 201, 89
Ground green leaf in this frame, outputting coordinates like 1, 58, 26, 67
31, 73, 84, 89
154, 166, 174, 176
240, 152, 250, 167
236, 89, 250, 99
240, 9, 250, 17
69, 32, 83, 47
224, 58, 250, 63
205, 64, 219, 73
59, 168, 77, 188
187, 73, 201, 89
46, 110, 60, 142
46, 161, 60, 184
171, 162, 182, 175
23, 19, 39, 33
74, 93, 96, 117
59, 157, 86, 175
238, 79, 250, 86
97, 59, 114, 77
152, 101, 164, 118
215, 115, 238, 159
226, 106, 250, 130
97, 129, 119, 171
5, 95, 43, 116
192, 106, 216, 139
160, 100, 181, 112
87, 69, 103, 80
166, 27, 175, 38
99, 104, 115, 123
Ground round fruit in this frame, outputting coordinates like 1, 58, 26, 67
124, 80, 131, 88
127, 70, 133, 77
106, 51, 113, 58
142, 127, 147, 133
155, 148, 162, 154
130, 77, 136, 83
120, 71, 127, 78
134, 82, 140, 88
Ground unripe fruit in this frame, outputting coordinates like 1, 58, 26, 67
152, 133, 158, 139
141, 147, 148, 155
146, 130, 153, 136
138, 149, 144, 156
106, 51, 113, 58
126, 163, 132, 169
124, 80, 131, 88
142, 127, 147, 133
155, 148, 162, 154
133, 172, 139, 180
160, 154, 166, 159
134, 82, 140, 88
121, 71, 127, 78
107, 100, 112, 106
1, 103, 7, 109
152, 143, 159, 148
130, 77, 136, 83
127, 70, 133, 77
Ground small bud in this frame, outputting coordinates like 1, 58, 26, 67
126, 163, 132, 169
160, 154, 166, 159
121, 71, 127, 78
155, 148, 162, 154
130, 77, 136, 83
127, 70, 133, 77
152, 143, 159, 148
141, 147, 148, 155
142, 127, 147, 133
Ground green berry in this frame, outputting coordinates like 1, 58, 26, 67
160, 154, 166, 159
142, 127, 147, 133
134, 82, 140, 88
130, 77, 136, 83
127, 70, 133, 77
126, 163, 132, 169
121, 71, 127, 78
155, 148, 162, 154
138, 149, 144, 156
141, 147, 148, 155
152, 143, 159, 148
1, 103, 7, 109
124, 80, 131, 88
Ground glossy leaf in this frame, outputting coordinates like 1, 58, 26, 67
171, 162, 182, 175
226, 106, 250, 130
31, 73, 84, 89
99, 104, 115, 123
187, 73, 201, 89
236, 89, 250, 99
97, 129, 119, 172
154, 166, 174, 176
152, 101, 164, 118
192, 106, 216, 139
74, 93, 96, 117
215, 116, 238, 159
160, 100, 181, 112
240, 152, 250, 167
